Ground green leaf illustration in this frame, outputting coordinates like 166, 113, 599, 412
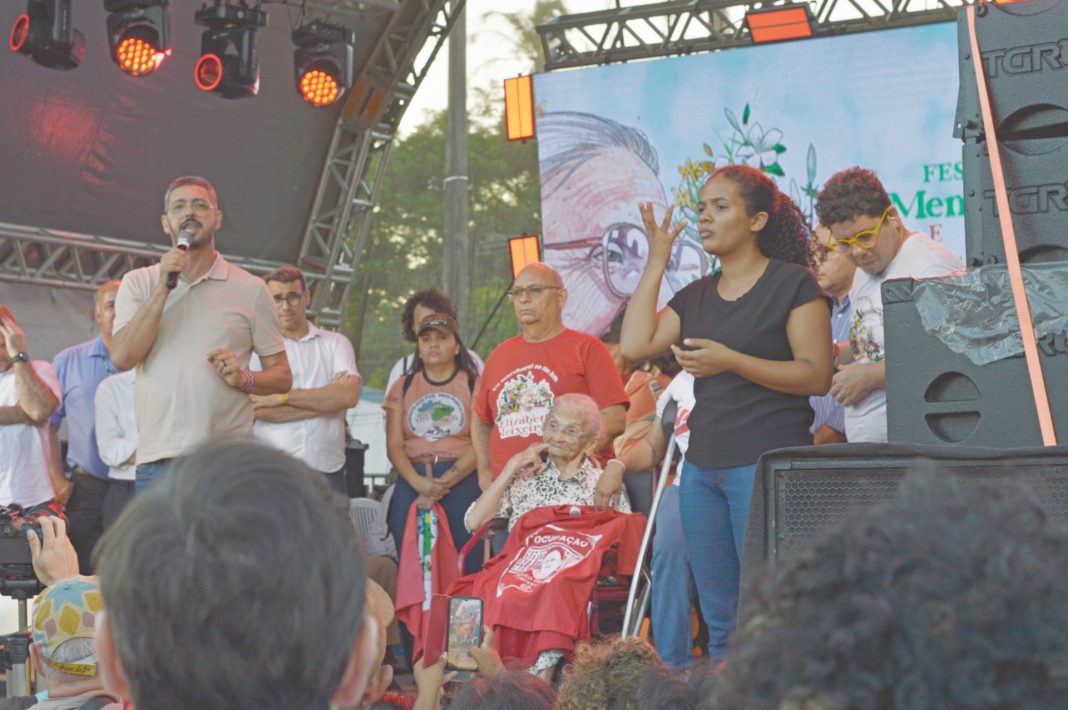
807, 144, 817, 182
774, 144, 787, 154
743, 103, 751, 125
765, 162, 785, 177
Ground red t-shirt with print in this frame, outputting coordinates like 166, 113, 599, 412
474, 329, 628, 477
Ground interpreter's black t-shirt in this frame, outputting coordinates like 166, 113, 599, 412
667, 259, 827, 468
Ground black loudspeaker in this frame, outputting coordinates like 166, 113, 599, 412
742, 443, 1068, 576
882, 274, 1068, 447
953, 0, 1068, 267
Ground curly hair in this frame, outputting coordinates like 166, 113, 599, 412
711, 472, 1068, 709
556, 637, 662, 710
707, 165, 816, 270
400, 288, 458, 343
447, 670, 555, 710
815, 166, 892, 228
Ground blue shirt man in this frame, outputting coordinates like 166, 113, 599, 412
49, 280, 120, 573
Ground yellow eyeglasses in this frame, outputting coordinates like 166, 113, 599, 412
828, 206, 890, 254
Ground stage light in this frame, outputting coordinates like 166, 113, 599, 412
744, 4, 816, 44
508, 235, 541, 278
194, 1, 267, 98
104, 0, 170, 77
293, 21, 355, 108
504, 75, 535, 141
8, 0, 84, 69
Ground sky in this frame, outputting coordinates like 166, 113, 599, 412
398, 0, 618, 135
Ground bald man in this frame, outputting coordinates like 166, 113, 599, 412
472, 263, 628, 491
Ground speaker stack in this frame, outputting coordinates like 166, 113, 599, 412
884, 0, 1068, 448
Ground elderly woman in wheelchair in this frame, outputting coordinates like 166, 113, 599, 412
462, 393, 634, 678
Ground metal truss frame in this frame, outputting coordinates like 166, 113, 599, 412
537, 0, 972, 71
2, 0, 463, 331
0, 221, 292, 292
298, 0, 465, 327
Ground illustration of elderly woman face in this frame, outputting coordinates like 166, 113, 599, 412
542, 145, 669, 337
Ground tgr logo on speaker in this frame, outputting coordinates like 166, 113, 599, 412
981, 40, 1068, 77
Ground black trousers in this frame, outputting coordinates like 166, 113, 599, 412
66, 471, 108, 574
103, 480, 136, 529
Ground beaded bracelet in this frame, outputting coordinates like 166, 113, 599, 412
241, 369, 255, 394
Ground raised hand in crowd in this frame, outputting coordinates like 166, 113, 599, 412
26, 515, 79, 586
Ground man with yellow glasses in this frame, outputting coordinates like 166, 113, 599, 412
815, 167, 962, 442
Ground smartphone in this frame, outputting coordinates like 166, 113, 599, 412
445, 595, 484, 673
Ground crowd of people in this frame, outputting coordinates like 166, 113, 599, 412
2, 164, 1061, 709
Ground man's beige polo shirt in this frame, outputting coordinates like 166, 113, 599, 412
114, 253, 285, 464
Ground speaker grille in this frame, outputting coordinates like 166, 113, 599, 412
770, 463, 1068, 563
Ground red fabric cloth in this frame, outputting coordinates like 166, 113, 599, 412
449, 505, 646, 667
473, 329, 628, 477
395, 501, 458, 661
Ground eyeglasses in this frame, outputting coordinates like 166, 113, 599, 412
167, 199, 214, 215
507, 285, 563, 300
551, 223, 709, 299
543, 418, 586, 441
828, 206, 890, 254
272, 293, 304, 307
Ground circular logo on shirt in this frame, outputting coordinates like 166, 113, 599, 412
406, 392, 466, 441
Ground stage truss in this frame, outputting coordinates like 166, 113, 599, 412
536, 0, 972, 71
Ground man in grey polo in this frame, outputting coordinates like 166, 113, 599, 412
111, 176, 292, 491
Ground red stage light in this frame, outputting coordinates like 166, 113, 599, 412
194, 53, 223, 92
9, 14, 30, 53
299, 68, 340, 107
745, 4, 816, 44
116, 33, 164, 76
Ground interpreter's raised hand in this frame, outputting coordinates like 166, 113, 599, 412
593, 461, 624, 511
156, 246, 189, 291
0, 312, 26, 356
207, 348, 246, 389
27, 515, 79, 586
638, 202, 688, 267
671, 338, 736, 378
830, 362, 879, 407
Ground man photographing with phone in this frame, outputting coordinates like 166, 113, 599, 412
111, 176, 291, 492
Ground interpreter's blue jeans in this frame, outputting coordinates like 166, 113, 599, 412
652, 484, 698, 668
678, 460, 757, 661
135, 459, 172, 495
387, 460, 482, 576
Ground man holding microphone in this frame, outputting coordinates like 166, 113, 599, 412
111, 176, 291, 491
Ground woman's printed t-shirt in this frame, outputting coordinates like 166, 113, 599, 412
383, 369, 478, 460
668, 259, 828, 468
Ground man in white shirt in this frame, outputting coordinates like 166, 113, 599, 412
251, 267, 361, 494
94, 369, 137, 527
816, 167, 963, 442
0, 306, 62, 507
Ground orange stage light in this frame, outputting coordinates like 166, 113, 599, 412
115, 34, 164, 76
508, 235, 541, 278
745, 4, 816, 44
504, 75, 535, 141
299, 68, 341, 107
9, 14, 30, 53
194, 53, 223, 92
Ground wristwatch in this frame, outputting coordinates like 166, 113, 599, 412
12, 352, 29, 364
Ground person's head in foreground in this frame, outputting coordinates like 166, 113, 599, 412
713, 472, 1068, 709
31, 575, 108, 700
93, 442, 378, 710
447, 669, 556, 710
555, 636, 663, 710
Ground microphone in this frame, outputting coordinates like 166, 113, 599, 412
166, 231, 193, 290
